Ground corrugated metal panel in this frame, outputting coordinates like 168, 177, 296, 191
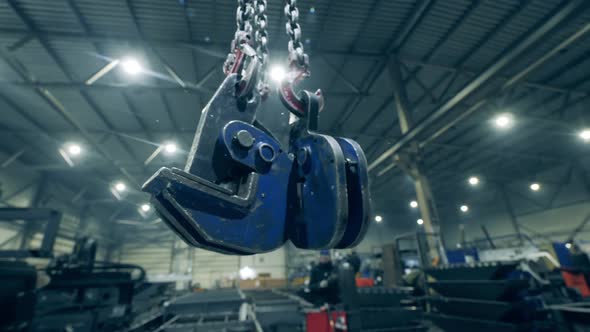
0, 1, 27, 29
463, 0, 562, 70
14, 0, 85, 33
505, 10, 590, 85
0, 227, 20, 249
429, 0, 517, 66
403, 0, 473, 60
11, 40, 70, 82
355, 0, 415, 52
120, 243, 173, 275
128, 0, 189, 40
73, 0, 138, 36
30, 232, 75, 255
191, 249, 239, 288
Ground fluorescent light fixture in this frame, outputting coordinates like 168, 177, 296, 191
460, 205, 469, 213
164, 143, 177, 154
66, 143, 82, 156
417, 218, 424, 225
121, 57, 142, 75
468, 176, 479, 186
409, 200, 418, 208
494, 113, 513, 129
530, 183, 541, 192
269, 65, 287, 83
115, 182, 126, 192
375, 215, 383, 223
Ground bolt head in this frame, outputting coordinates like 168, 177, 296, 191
235, 130, 255, 148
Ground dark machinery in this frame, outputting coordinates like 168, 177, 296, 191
303, 261, 426, 332
0, 237, 145, 332
423, 260, 576, 331
149, 289, 256, 332
142, 0, 371, 255
0, 207, 62, 259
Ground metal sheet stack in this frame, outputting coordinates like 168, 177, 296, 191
356, 287, 427, 332
424, 262, 542, 332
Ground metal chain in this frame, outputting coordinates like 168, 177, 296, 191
284, 0, 309, 70
224, 0, 255, 75
254, 0, 268, 70
254, 0, 270, 93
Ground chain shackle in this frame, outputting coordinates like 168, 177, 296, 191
224, 0, 256, 75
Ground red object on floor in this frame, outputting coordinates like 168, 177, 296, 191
562, 271, 590, 297
306, 310, 347, 332
355, 277, 374, 288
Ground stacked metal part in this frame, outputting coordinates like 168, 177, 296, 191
158, 289, 255, 332
243, 289, 306, 331
424, 261, 547, 331
355, 287, 426, 331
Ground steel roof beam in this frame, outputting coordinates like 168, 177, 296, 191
4, 0, 141, 186
368, 0, 588, 172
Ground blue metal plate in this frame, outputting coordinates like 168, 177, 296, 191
288, 133, 348, 249
334, 137, 371, 248
143, 122, 292, 255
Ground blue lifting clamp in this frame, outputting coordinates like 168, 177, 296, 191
143, 32, 371, 255
143, 49, 292, 254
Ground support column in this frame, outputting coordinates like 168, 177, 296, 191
388, 55, 446, 264
499, 185, 524, 246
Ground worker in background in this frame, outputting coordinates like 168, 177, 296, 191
303, 250, 340, 305
346, 250, 361, 275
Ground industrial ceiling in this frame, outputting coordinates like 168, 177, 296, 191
0, 0, 589, 235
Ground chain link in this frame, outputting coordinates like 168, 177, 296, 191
254, 0, 270, 94
284, 0, 309, 70
254, 0, 268, 69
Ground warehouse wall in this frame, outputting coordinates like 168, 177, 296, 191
118, 230, 288, 289
120, 241, 176, 276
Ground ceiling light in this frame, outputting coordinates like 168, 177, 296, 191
140, 203, 151, 212
494, 113, 513, 129
66, 143, 82, 156
417, 218, 424, 225
164, 143, 177, 154
121, 57, 142, 75
468, 176, 479, 186
270, 65, 287, 83
375, 215, 383, 223
114, 182, 126, 192
409, 200, 418, 208
530, 183, 541, 192
579, 129, 590, 142
460, 205, 469, 213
